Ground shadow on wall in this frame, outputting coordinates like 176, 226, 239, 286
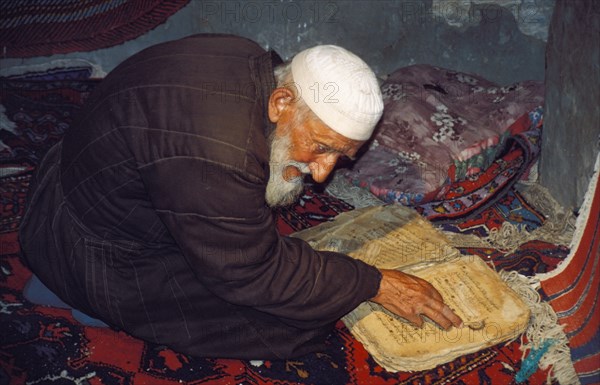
0, 0, 554, 85
539, 0, 600, 211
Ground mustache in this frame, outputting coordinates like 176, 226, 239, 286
265, 131, 310, 207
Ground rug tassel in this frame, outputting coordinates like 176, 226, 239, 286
442, 182, 576, 254
516, 339, 554, 383
488, 182, 576, 253
501, 271, 580, 385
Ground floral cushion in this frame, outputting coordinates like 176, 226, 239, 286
342, 64, 544, 205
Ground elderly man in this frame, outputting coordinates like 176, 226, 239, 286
19, 34, 461, 359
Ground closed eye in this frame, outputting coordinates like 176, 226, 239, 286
314, 143, 334, 154
314, 142, 356, 161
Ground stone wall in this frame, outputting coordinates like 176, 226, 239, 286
539, 0, 600, 211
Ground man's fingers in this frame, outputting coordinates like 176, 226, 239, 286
373, 270, 463, 330
419, 282, 463, 329
424, 285, 445, 303
405, 313, 424, 328
422, 302, 463, 330
442, 304, 463, 328
424, 311, 453, 330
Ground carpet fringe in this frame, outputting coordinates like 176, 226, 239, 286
501, 270, 580, 385
0, 59, 106, 78
442, 231, 494, 249
537, 151, 600, 280
0, 104, 18, 153
0, 104, 17, 134
327, 170, 583, 384
487, 182, 575, 253
443, 182, 576, 253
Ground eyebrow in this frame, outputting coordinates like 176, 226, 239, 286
318, 142, 357, 160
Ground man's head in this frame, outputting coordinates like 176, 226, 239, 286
265, 45, 383, 207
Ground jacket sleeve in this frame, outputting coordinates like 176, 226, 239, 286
134, 152, 382, 329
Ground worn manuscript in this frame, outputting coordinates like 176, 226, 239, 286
292, 204, 530, 372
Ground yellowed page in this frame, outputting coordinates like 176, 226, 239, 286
294, 205, 530, 371
293, 205, 458, 269
343, 256, 530, 372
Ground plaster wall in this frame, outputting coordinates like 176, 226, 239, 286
539, 0, 600, 211
10, 0, 598, 210
1, 0, 554, 85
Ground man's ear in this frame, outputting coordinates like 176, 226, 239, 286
268, 88, 295, 123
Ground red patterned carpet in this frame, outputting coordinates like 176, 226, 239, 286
540, 158, 600, 385
0, 69, 567, 384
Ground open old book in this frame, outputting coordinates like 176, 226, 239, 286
292, 204, 530, 372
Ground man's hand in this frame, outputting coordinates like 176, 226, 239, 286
371, 269, 463, 330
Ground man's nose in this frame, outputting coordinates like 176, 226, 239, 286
309, 154, 338, 183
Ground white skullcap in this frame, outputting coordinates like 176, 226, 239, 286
291, 45, 383, 141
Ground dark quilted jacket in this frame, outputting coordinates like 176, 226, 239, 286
19, 34, 381, 359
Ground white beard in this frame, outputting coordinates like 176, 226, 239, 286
265, 132, 310, 207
